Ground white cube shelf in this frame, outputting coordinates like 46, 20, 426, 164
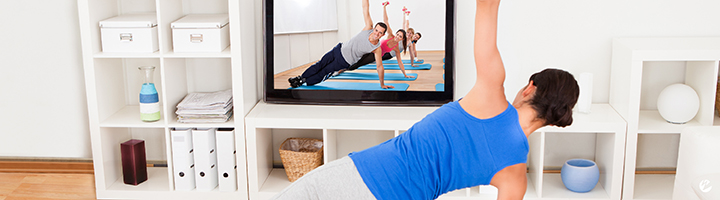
78, 0, 257, 199
245, 102, 625, 200
609, 37, 720, 200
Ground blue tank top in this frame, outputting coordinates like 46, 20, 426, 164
349, 101, 528, 200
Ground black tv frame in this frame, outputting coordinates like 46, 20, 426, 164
263, 0, 455, 106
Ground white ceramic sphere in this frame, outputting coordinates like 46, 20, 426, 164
656, 84, 700, 124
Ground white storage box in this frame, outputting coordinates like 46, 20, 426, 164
99, 14, 159, 53
171, 14, 230, 53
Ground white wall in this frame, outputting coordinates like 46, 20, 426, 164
455, 0, 720, 105
273, 31, 338, 74
2, 0, 720, 163
0, 0, 91, 159
339, 0, 446, 50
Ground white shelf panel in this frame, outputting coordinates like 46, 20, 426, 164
163, 46, 232, 58
94, 52, 161, 58
257, 168, 293, 198
167, 115, 235, 128
106, 167, 170, 192
100, 167, 245, 199
542, 174, 610, 200
537, 104, 625, 133
246, 102, 439, 130
632, 174, 674, 200
100, 106, 166, 128
638, 110, 701, 134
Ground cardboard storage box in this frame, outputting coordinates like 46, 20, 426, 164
99, 14, 158, 53
171, 14, 230, 53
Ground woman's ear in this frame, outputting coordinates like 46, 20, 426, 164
522, 81, 537, 98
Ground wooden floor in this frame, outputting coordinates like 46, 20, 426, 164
0, 173, 96, 200
274, 51, 446, 91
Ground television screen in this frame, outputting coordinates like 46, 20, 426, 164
264, 0, 455, 105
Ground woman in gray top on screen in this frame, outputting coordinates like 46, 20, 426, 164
288, 0, 386, 88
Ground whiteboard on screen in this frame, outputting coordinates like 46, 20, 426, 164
274, 0, 338, 34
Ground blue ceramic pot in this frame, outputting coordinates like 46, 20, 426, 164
561, 159, 599, 193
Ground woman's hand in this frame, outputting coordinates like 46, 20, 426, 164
405, 75, 416, 78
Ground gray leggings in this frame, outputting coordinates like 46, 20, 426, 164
271, 156, 377, 200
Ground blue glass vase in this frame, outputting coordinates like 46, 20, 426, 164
139, 66, 160, 122
561, 159, 599, 193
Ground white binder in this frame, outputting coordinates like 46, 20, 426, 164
170, 128, 195, 191
192, 128, 218, 191
216, 128, 237, 191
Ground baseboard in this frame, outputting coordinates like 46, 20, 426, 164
0, 160, 94, 174
0, 159, 168, 174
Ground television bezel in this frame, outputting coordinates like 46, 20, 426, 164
263, 0, 455, 106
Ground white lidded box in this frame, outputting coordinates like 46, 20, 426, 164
99, 13, 159, 53
171, 14, 230, 53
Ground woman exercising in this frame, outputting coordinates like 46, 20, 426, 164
272, 0, 579, 199
403, 9, 424, 67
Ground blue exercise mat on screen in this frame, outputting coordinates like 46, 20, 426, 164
380, 59, 424, 64
330, 72, 418, 81
357, 63, 432, 70
289, 82, 409, 91
436, 83, 445, 91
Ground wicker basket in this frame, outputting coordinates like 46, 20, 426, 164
279, 138, 323, 182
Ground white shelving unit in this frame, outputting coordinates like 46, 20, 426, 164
609, 37, 720, 200
76, 0, 260, 199
245, 102, 626, 200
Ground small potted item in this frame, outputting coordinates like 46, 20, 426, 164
99, 13, 159, 53
561, 159, 599, 193
171, 14, 230, 53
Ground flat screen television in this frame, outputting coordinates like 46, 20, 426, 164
264, 0, 455, 105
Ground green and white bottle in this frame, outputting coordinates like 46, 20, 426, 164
139, 66, 160, 122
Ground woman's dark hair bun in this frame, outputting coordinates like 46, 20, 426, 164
528, 68, 579, 127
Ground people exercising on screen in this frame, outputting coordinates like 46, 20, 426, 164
339, 3, 415, 83
273, 0, 580, 199
288, 0, 387, 88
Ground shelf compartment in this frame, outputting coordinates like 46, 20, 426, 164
163, 58, 233, 126
539, 132, 619, 200
82, 0, 158, 55
96, 127, 169, 194
92, 58, 163, 123
157, 0, 229, 54
246, 127, 323, 199
637, 61, 718, 127
632, 174, 675, 200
